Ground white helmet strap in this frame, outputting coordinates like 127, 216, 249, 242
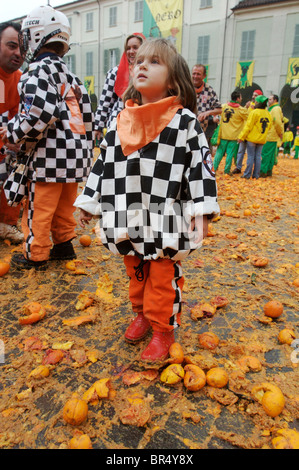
33, 28, 62, 57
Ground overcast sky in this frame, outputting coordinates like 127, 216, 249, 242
1, 0, 76, 22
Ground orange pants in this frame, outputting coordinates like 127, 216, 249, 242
0, 187, 21, 225
124, 255, 184, 333
22, 181, 78, 261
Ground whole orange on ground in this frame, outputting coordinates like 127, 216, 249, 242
79, 235, 92, 246
168, 343, 184, 364
263, 300, 283, 318
206, 367, 228, 388
0, 261, 10, 277
62, 395, 88, 426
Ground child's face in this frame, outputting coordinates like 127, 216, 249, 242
132, 52, 170, 104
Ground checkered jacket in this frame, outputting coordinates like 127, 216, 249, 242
196, 83, 221, 132
94, 66, 124, 133
0, 111, 9, 180
75, 108, 220, 261
7, 56, 94, 183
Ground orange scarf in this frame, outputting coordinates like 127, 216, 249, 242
194, 84, 204, 95
117, 96, 183, 156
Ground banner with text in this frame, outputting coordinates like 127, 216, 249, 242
235, 61, 254, 89
143, 0, 183, 52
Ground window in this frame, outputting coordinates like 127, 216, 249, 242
65, 55, 76, 74
293, 24, 299, 57
240, 30, 255, 60
135, 1, 143, 22
197, 35, 210, 64
109, 6, 117, 27
86, 52, 93, 76
68, 17, 72, 35
104, 48, 121, 73
200, 0, 212, 8
86, 12, 93, 31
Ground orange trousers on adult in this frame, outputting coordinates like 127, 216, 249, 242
124, 255, 184, 333
21, 181, 78, 261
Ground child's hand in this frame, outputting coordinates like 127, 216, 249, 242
0, 127, 8, 144
78, 209, 93, 228
189, 215, 208, 243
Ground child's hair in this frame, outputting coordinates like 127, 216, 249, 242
123, 38, 197, 114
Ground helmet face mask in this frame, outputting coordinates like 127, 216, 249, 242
20, 5, 70, 62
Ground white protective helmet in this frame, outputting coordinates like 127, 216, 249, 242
20, 5, 70, 61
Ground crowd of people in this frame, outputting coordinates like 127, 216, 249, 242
0, 5, 297, 363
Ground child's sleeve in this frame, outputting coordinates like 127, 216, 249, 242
184, 117, 220, 222
6, 71, 62, 146
74, 148, 104, 216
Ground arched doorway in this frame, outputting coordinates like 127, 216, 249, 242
234, 82, 263, 107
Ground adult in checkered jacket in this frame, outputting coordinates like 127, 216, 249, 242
1, 6, 94, 270
75, 39, 220, 363
94, 33, 145, 142
191, 64, 222, 150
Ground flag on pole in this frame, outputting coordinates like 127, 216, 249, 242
286, 58, 299, 87
143, 0, 183, 52
235, 61, 255, 88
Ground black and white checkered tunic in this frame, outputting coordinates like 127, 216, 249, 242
6, 56, 94, 183
75, 108, 220, 262
196, 83, 221, 132
94, 66, 124, 133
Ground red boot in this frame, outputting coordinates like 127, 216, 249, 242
141, 330, 175, 362
125, 313, 151, 343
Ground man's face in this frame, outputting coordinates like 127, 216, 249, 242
268, 95, 276, 107
192, 66, 206, 88
252, 92, 258, 101
0, 26, 23, 74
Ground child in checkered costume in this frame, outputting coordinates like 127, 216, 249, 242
2, 6, 94, 270
75, 39, 220, 362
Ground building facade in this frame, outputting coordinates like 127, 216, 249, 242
9, 0, 299, 128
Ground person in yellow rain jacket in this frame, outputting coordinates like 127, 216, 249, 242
214, 91, 248, 174
282, 126, 293, 158
260, 94, 283, 177
293, 126, 299, 160
238, 95, 272, 179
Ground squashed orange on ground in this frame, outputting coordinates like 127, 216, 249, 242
184, 364, 206, 391
69, 430, 92, 449
251, 382, 285, 417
